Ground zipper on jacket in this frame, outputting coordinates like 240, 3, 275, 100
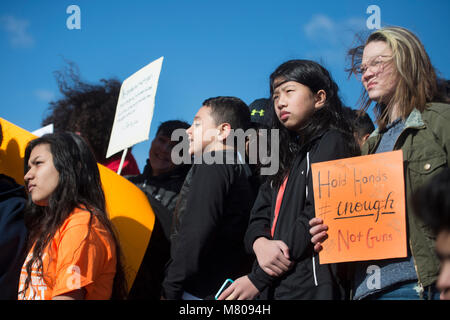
409, 238, 424, 299
305, 151, 318, 287
312, 254, 318, 286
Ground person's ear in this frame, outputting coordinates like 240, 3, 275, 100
314, 89, 327, 110
360, 133, 371, 146
217, 123, 232, 142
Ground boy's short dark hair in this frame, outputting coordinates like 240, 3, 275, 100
342, 106, 375, 138
202, 96, 251, 131
353, 111, 375, 138
156, 120, 190, 138
413, 168, 450, 234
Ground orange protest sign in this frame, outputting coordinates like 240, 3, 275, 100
311, 150, 407, 264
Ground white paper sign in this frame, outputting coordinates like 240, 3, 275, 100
106, 56, 164, 158
32, 123, 54, 137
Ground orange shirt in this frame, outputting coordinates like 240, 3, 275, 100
18, 208, 117, 300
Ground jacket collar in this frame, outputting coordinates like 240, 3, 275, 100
404, 108, 425, 129
142, 159, 190, 181
363, 108, 427, 155
0, 174, 26, 199
368, 108, 425, 139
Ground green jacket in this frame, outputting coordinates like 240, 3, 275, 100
361, 102, 450, 289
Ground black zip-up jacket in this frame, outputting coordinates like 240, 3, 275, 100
245, 129, 351, 299
0, 174, 27, 300
128, 160, 191, 213
128, 161, 191, 238
127, 161, 190, 299
163, 150, 255, 300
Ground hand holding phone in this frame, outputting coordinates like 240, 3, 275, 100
215, 276, 260, 300
214, 278, 234, 300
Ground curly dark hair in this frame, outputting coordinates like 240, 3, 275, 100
42, 63, 122, 163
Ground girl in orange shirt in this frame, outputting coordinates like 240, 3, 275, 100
18, 132, 127, 300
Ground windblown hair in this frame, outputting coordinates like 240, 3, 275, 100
269, 60, 358, 188
42, 63, 122, 163
21, 132, 127, 299
347, 26, 446, 130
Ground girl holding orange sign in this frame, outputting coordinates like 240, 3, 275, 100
310, 26, 450, 300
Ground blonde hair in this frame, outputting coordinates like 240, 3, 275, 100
348, 26, 439, 130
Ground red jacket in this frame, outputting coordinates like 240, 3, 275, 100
103, 152, 140, 176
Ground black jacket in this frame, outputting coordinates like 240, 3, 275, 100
245, 129, 351, 299
128, 160, 191, 214
127, 161, 190, 300
0, 174, 27, 300
163, 150, 255, 300
128, 160, 191, 238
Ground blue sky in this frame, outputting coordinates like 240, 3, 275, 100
1, 0, 449, 171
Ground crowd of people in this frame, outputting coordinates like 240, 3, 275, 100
0, 25, 449, 301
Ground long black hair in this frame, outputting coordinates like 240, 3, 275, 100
21, 132, 127, 299
268, 59, 358, 188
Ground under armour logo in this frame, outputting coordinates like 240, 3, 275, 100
251, 109, 265, 117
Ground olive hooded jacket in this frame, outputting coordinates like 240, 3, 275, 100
361, 102, 450, 290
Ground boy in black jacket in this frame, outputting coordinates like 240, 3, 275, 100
162, 96, 255, 300
127, 120, 191, 300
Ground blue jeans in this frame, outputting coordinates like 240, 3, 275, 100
366, 281, 440, 300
